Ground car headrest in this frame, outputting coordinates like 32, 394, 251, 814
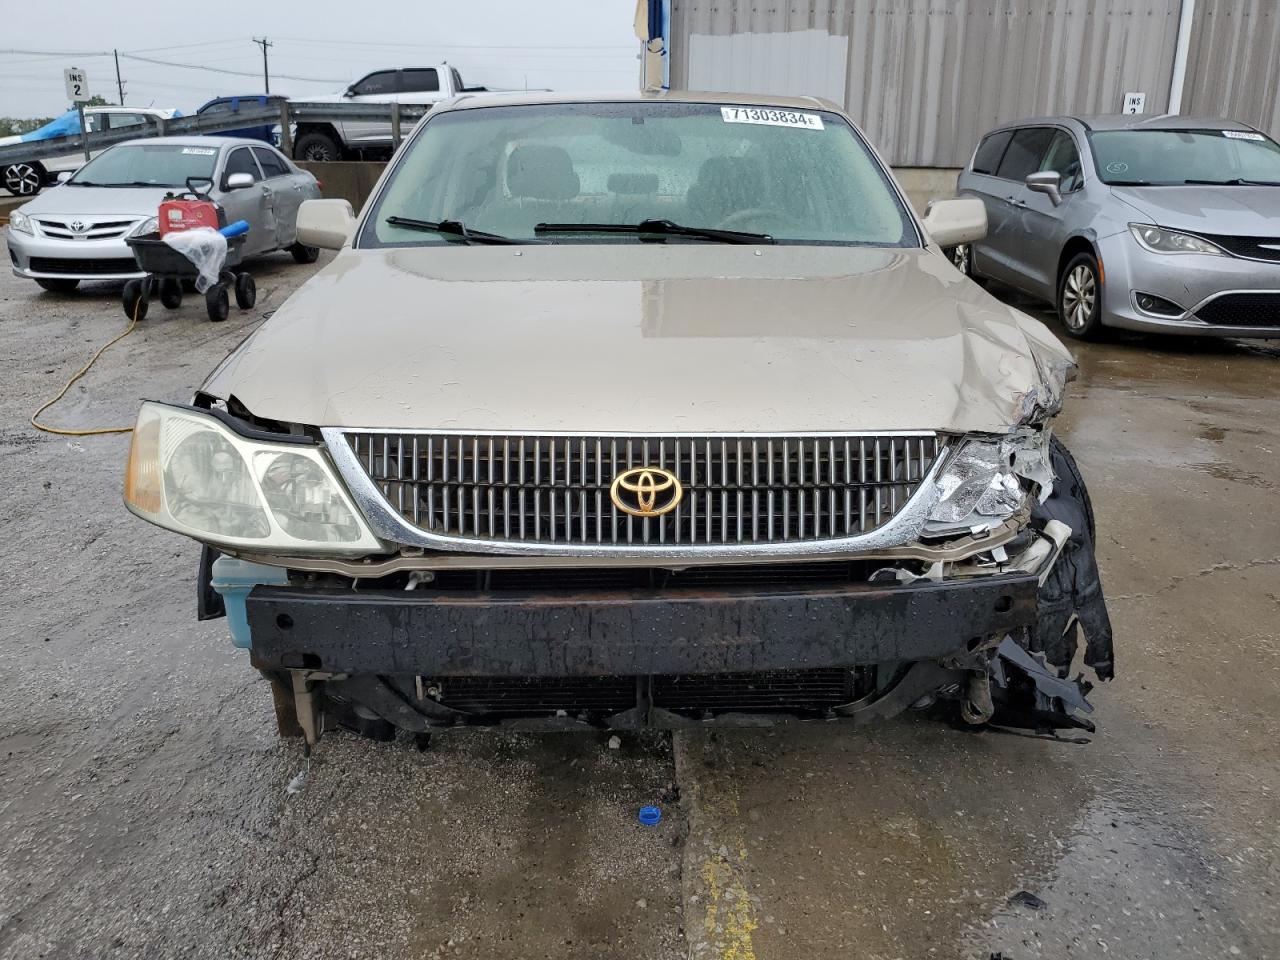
506, 144, 580, 201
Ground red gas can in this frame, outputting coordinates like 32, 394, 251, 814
158, 197, 221, 236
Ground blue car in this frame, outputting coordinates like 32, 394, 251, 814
196, 95, 287, 144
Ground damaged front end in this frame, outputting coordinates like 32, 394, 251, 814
128, 373, 1115, 747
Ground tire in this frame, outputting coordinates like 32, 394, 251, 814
122, 279, 149, 320
35, 277, 79, 294
159, 278, 183, 309
294, 130, 341, 163
1058, 252, 1105, 340
234, 272, 256, 310
205, 283, 229, 322
289, 241, 319, 264
3, 161, 44, 197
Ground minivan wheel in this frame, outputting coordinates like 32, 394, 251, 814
3, 161, 44, 197
1058, 252, 1105, 340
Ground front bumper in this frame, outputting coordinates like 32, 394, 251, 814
7, 229, 145, 281
1098, 230, 1280, 337
244, 569, 1039, 679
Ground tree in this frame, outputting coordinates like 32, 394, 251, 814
4, 116, 55, 136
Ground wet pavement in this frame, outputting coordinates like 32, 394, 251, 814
1, 251, 1277, 959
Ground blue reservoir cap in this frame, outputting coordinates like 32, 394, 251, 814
638, 805, 662, 826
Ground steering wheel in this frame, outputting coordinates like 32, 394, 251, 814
716, 207, 797, 233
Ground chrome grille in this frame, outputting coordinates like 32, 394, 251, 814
34, 217, 140, 240
344, 432, 942, 547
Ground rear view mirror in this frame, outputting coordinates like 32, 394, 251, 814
297, 198, 356, 250
922, 197, 987, 248
1026, 171, 1063, 206
225, 172, 255, 190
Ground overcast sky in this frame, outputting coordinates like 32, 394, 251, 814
0, 0, 641, 117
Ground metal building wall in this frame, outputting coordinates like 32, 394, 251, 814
668, 0, 1182, 166
1182, 0, 1280, 136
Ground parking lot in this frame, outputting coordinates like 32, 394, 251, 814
1, 249, 1277, 960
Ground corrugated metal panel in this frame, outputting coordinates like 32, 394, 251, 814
1183, 0, 1280, 136
669, 0, 1181, 166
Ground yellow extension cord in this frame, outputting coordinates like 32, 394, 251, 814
30, 299, 142, 436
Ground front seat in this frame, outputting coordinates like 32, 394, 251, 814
685, 156, 767, 226
496, 144, 581, 232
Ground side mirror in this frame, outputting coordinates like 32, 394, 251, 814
922, 197, 987, 248
343, 85, 357, 98
297, 198, 355, 250
225, 172, 255, 190
1026, 170, 1063, 206
55, 170, 74, 184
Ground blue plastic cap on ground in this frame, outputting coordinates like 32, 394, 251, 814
639, 805, 662, 826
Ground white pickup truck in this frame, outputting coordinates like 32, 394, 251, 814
289, 66, 486, 162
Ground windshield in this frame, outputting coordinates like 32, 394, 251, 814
1089, 128, 1280, 185
69, 143, 219, 187
362, 102, 916, 247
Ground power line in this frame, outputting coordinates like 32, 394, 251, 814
118, 52, 343, 83
272, 36, 637, 51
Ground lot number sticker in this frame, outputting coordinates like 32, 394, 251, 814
1223, 130, 1265, 141
181, 147, 217, 155
721, 106, 824, 130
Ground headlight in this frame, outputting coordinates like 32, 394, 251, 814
124, 401, 382, 554
131, 216, 158, 237
1129, 223, 1224, 256
922, 432, 1053, 538
9, 210, 33, 235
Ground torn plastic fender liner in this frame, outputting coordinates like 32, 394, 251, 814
1024, 436, 1115, 680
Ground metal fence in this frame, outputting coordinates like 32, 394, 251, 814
0, 101, 431, 168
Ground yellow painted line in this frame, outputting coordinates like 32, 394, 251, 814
694, 779, 759, 960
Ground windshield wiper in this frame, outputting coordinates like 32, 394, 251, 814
534, 218, 775, 244
385, 216, 527, 245
1182, 178, 1280, 186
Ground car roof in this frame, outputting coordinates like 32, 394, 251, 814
87, 106, 176, 115
434, 89, 841, 113
198, 94, 279, 106
114, 135, 270, 149
984, 113, 1259, 133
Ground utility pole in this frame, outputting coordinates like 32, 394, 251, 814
252, 37, 273, 94
113, 48, 125, 105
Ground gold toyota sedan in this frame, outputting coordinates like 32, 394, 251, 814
124, 92, 1114, 748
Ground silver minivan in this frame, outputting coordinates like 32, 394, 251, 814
955, 114, 1280, 339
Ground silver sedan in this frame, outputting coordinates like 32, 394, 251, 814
955, 114, 1280, 339
6, 136, 321, 292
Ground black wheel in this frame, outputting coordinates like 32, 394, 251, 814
122, 279, 149, 320
948, 243, 987, 287
159, 278, 183, 309
234, 272, 256, 309
205, 283, 229, 322
1058, 252, 1105, 340
289, 241, 320, 264
3, 161, 44, 197
294, 130, 341, 163
35, 277, 79, 294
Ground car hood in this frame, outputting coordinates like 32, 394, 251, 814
1110, 184, 1280, 234
200, 244, 1075, 435
17, 184, 176, 217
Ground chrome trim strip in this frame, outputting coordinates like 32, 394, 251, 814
1128, 287, 1280, 330
322, 427, 951, 560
